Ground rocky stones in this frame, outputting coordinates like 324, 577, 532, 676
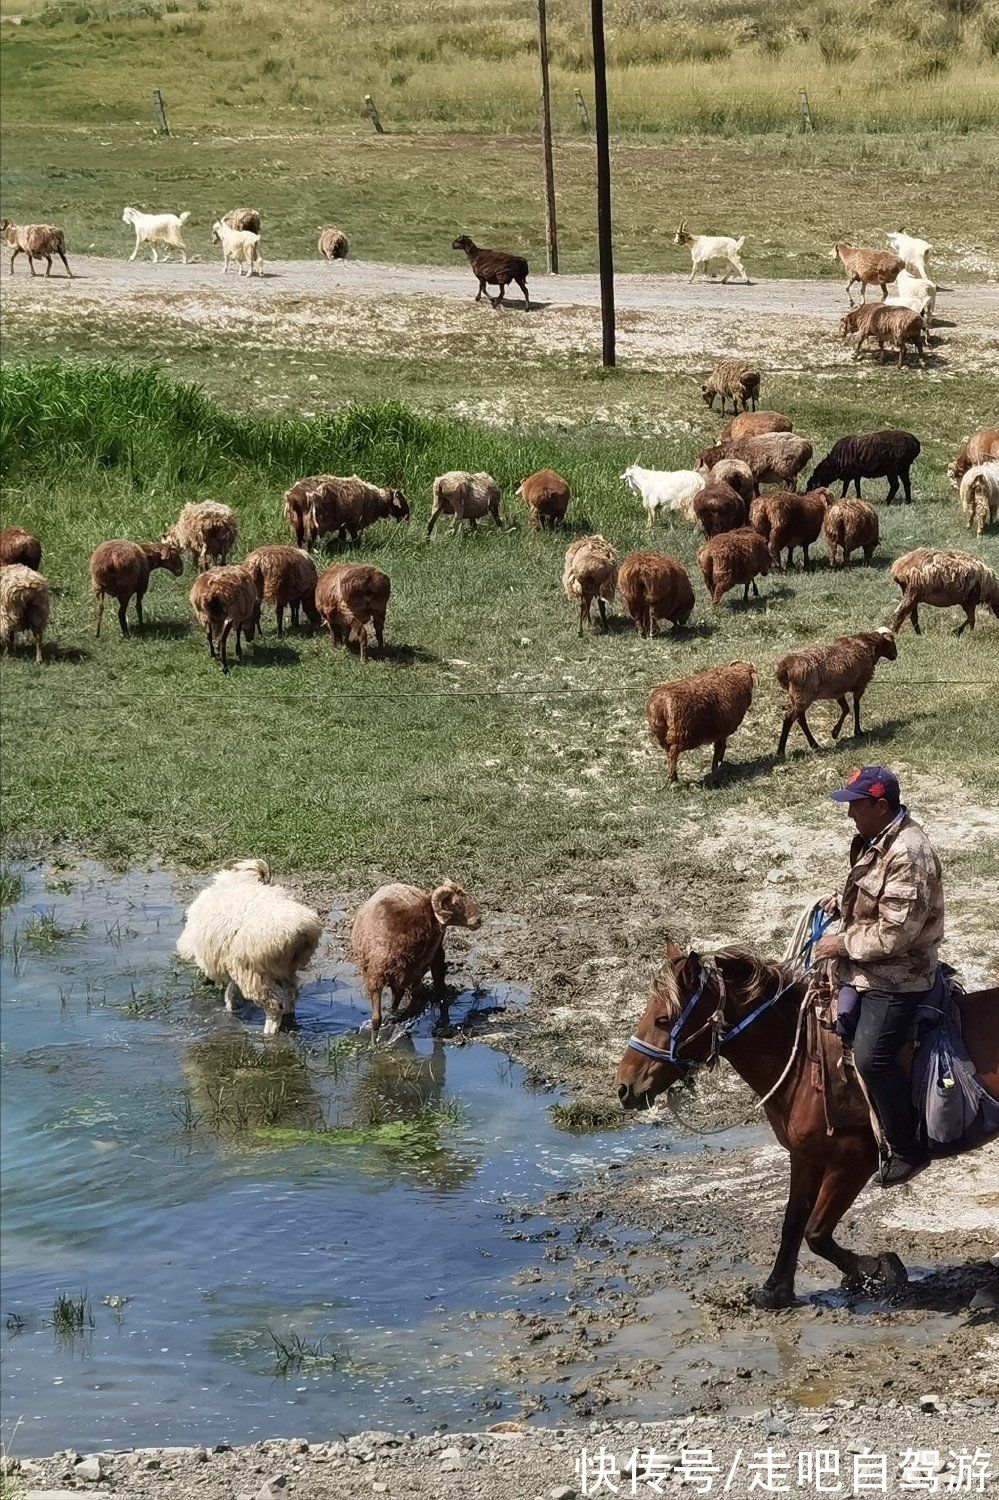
439, 1445, 464, 1473
72, 1456, 105, 1483
920, 1393, 942, 1412
254, 1477, 288, 1500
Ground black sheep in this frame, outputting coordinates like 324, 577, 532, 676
451, 234, 530, 310
809, 429, 921, 505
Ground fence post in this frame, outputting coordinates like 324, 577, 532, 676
538, 0, 559, 274
151, 89, 170, 136
574, 88, 591, 132
363, 95, 385, 134
798, 88, 814, 131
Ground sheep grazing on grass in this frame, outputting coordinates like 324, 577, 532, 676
0, 564, 50, 664
90, 539, 183, 637
620, 464, 705, 527
562, 535, 618, 635
618, 551, 694, 637
122, 206, 190, 263
698, 527, 771, 608
189, 564, 259, 673
163, 501, 239, 571
948, 429, 999, 488
775, 629, 897, 757
706, 457, 755, 508
305, 475, 410, 546
516, 469, 571, 530
696, 434, 813, 493
959, 462, 999, 537
451, 234, 530, 309
222, 208, 261, 234
315, 563, 390, 662
832, 242, 904, 304
851, 305, 927, 369
823, 498, 880, 568
810, 429, 920, 505
719, 411, 792, 443
701, 359, 760, 415
1, 219, 72, 278
427, 472, 501, 536
891, 549, 999, 636
0, 526, 41, 569
177, 859, 322, 1036
317, 225, 348, 261
693, 480, 747, 538
283, 474, 333, 547
886, 230, 931, 280
673, 222, 749, 283
242, 545, 320, 635
750, 487, 833, 571
211, 219, 263, 277
646, 661, 757, 783
350, 881, 481, 1039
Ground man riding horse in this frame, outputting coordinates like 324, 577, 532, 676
814, 765, 943, 1187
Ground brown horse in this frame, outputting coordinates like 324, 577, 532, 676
615, 943, 999, 1308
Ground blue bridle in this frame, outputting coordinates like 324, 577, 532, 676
626, 910, 833, 1075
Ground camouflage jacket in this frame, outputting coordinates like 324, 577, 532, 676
837, 811, 944, 994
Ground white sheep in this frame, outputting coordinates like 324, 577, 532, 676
211, 219, 263, 277
176, 859, 322, 1035
959, 461, 999, 537
886, 231, 931, 280
673, 222, 749, 284
894, 269, 937, 326
620, 464, 705, 528
122, 206, 191, 263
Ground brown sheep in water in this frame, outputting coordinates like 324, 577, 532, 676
315, 563, 390, 662
646, 661, 757, 783
562, 535, 618, 635
350, 881, 481, 1038
0, 564, 51, 664
823, 498, 880, 568
775, 628, 897, 757
891, 548, 999, 636
516, 469, 570, 530
750, 488, 833, 571
698, 527, 771, 607
693, 480, 747, 538
0, 526, 42, 570
618, 552, 694, 637
242, 545, 320, 635
189, 564, 260, 673
90, 539, 183, 637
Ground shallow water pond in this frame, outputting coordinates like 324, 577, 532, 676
0, 863, 634, 1455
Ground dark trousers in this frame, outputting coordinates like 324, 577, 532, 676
852, 991, 923, 1158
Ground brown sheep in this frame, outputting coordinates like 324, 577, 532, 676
0, 526, 42, 569
222, 208, 261, 234
947, 428, 999, 489
706, 457, 755, 508
314, 563, 390, 662
317, 225, 349, 261
350, 881, 481, 1038
719, 412, 793, 443
750, 487, 833, 571
283, 474, 333, 548
851, 305, 926, 369
891, 549, 999, 636
646, 661, 757, 783
833, 242, 905, 304
823, 498, 880, 567
698, 527, 771, 607
451, 234, 530, 309
90, 539, 183, 637
775, 628, 898, 757
427, 472, 501, 536
700, 359, 760, 415
242, 545, 320, 636
164, 501, 239, 571
307, 476, 410, 546
189, 564, 260, 673
696, 434, 813, 493
562, 535, 618, 635
618, 551, 694, 637
1, 219, 72, 278
0, 564, 50, 664
516, 469, 570, 530
693, 480, 747, 539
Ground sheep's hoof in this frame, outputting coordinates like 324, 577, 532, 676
262, 1015, 281, 1037
223, 981, 242, 1012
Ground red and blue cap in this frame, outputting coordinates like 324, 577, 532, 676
828, 765, 901, 805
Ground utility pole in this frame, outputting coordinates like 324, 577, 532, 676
590, 0, 615, 366
537, 0, 559, 273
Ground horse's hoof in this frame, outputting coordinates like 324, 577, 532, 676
750, 1283, 794, 1310
877, 1252, 909, 1287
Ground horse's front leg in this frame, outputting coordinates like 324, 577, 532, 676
804, 1143, 906, 1291
751, 1152, 821, 1309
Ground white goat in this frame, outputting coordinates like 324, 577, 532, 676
673, 221, 749, 284
122, 206, 191, 263
886, 231, 931, 280
176, 859, 322, 1035
959, 461, 999, 537
621, 464, 705, 528
211, 219, 263, 277
894, 268, 937, 326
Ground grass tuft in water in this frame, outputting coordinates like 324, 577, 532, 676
23, 909, 84, 948
4, 1313, 27, 1336
47, 1291, 95, 1335
549, 1096, 628, 1133
0, 871, 24, 909
268, 1329, 344, 1377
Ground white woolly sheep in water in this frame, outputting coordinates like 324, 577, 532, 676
176, 859, 322, 1035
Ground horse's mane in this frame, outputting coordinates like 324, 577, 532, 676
651, 944, 795, 1021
